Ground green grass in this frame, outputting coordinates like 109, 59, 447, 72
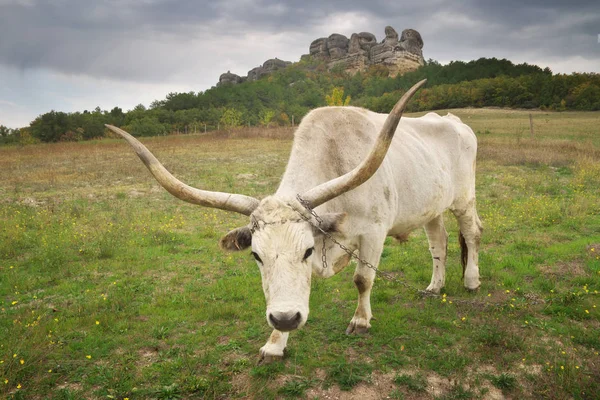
1, 109, 600, 398
394, 373, 427, 392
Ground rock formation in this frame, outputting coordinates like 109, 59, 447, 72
310, 26, 424, 77
247, 58, 292, 81
217, 71, 244, 86
217, 26, 424, 86
218, 58, 291, 86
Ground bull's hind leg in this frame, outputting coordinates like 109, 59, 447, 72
424, 215, 449, 294
452, 202, 483, 291
346, 236, 384, 335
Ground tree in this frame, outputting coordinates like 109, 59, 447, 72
325, 87, 351, 106
108, 107, 125, 126
30, 111, 71, 142
258, 109, 276, 127
124, 116, 168, 137
219, 108, 243, 130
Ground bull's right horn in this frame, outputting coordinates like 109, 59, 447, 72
301, 79, 427, 208
105, 125, 260, 216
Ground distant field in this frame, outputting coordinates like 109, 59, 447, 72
1, 109, 599, 399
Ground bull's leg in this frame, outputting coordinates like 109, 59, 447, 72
453, 203, 483, 291
346, 238, 384, 335
424, 215, 448, 294
258, 329, 289, 363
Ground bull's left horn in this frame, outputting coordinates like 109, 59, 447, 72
105, 125, 259, 216
301, 79, 427, 208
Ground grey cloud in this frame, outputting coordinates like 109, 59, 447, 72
0, 0, 598, 85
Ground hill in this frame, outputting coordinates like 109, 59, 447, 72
2, 57, 599, 144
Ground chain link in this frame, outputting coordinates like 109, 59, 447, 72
295, 194, 545, 308
296, 195, 434, 297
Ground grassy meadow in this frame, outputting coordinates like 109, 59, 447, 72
1, 109, 599, 399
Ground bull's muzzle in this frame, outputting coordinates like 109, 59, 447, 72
268, 311, 302, 331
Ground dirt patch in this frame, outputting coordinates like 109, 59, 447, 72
236, 173, 257, 180
217, 336, 230, 345
20, 197, 45, 207
128, 189, 146, 198
56, 382, 84, 392
426, 373, 452, 398
137, 347, 159, 368
480, 384, 505, 400
300, 371, 395, 399
538, 261, 586, 277
518, 362, 543, 376
230, 371, 252, 395
586, 244, 599, 257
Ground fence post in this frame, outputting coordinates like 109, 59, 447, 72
529, 113, 534, 138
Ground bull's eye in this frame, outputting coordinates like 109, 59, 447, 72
303, 247, 315, 261
251, 251, 263, 264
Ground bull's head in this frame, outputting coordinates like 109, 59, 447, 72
105, 79, 426, 332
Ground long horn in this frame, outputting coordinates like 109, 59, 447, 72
105, 125, 260, 216
301, 79, 427, 208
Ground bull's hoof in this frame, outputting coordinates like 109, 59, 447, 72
345, 321, 370, 335
464, 277, 481, 292
258, 348, 284, 365
423, 284, 442, 295
420, 288, 441, 298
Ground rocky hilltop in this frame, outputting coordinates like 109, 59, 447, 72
218, 58, 291, 86
217, 26, 424, 86
305, 26, 424, 76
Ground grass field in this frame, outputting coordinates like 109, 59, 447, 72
1, 109, 599, 399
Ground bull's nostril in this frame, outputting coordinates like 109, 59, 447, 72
269, 311, 302, 331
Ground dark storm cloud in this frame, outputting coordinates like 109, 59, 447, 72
0, 0, 598, 83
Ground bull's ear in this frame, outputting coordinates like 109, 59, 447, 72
219, 227, 252, 251
315, 212, 347, 234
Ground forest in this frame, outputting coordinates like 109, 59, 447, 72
2, 57, 599, 144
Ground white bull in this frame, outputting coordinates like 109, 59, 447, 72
105, 79, 483, 362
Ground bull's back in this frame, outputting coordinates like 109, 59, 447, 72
278, 108, 477, 229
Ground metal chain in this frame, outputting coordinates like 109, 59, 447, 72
295, 194, 546, 308
296, 195, 434, 297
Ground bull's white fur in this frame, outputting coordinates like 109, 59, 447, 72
250, 107, 482, 360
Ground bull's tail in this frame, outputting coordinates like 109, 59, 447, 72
459, 231, 468, 277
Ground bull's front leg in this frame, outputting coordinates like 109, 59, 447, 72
258, 329, 289, 363
346, 237, 384, 335
424, 215, 448, 294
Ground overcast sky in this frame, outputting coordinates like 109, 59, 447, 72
1, 0, 599, 128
